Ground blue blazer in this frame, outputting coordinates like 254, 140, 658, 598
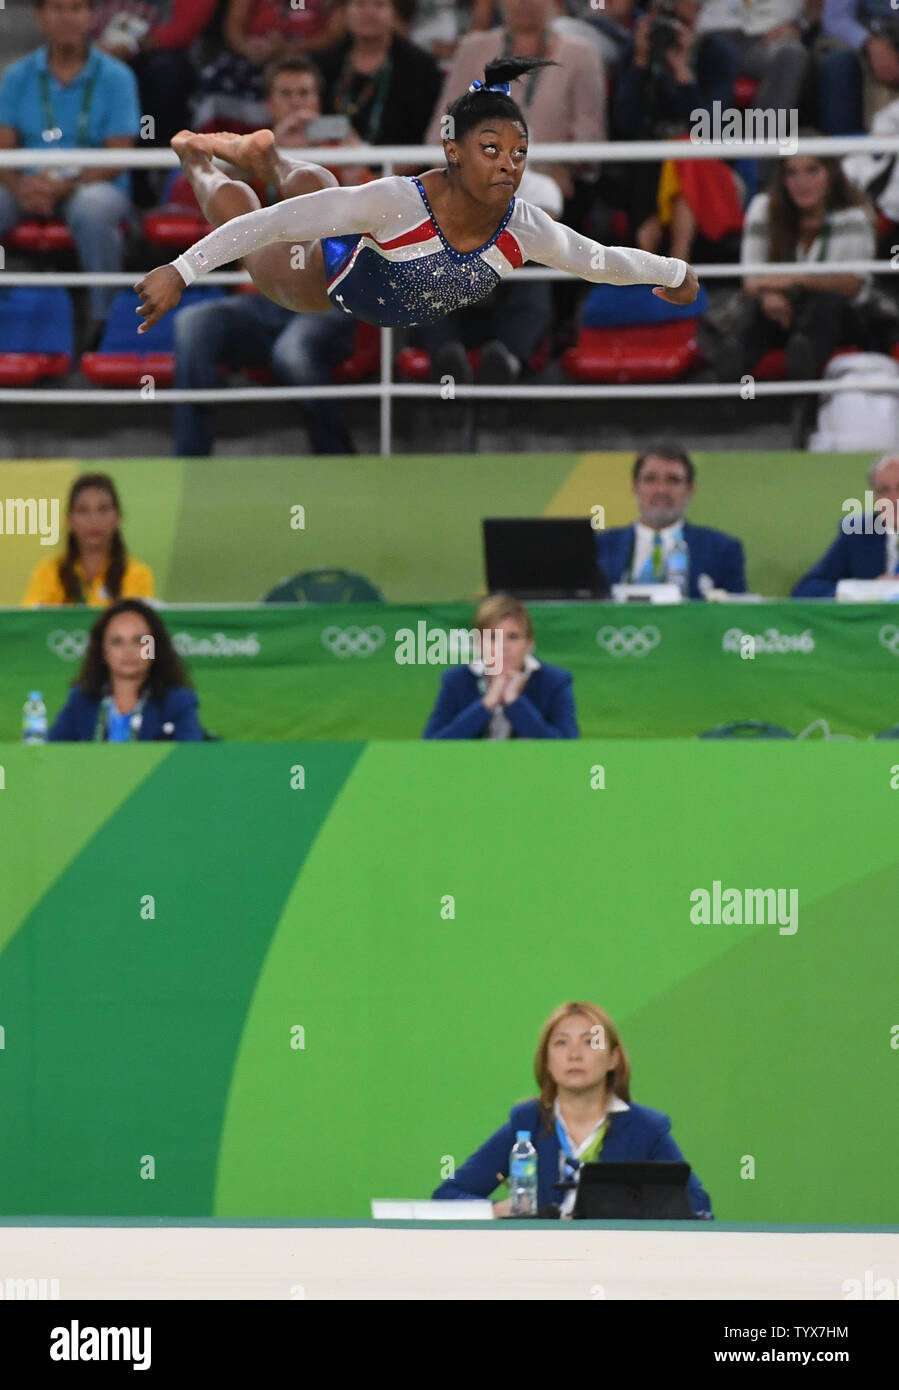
596, 521, 747, 598
432, 1098, 712, 1217
423, 662, 579, 740
792, 529, 888, 597
48, 686, 205, 742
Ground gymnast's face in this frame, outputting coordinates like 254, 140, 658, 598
451, 119, 528, 209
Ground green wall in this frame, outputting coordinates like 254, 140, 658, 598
0, 452, 882, 603
0, 742, 895, 1220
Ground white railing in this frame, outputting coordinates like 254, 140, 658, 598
3, 135, 899, 452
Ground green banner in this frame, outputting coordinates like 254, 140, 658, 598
2, 601, 898, 742
0, 742, 895, 1220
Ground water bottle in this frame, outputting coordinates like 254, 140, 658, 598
509, 1131, 538, 1217
22, 691, 48, 745
666, 533, 690, 599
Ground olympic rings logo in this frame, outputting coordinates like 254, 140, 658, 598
878, 624, 899, 655
321, 625, 386, 658
596, 625, 661, 658
47, 629, 89, 661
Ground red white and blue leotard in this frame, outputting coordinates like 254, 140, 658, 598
171, 174, 687, 328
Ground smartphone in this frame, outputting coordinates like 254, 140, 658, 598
304, 115, 354, 143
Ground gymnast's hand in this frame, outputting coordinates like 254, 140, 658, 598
134, 265, 184, 334
653, 265, 699, 307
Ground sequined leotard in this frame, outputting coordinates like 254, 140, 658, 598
171, 174, 688, 328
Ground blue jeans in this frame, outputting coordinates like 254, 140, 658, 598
817, 46, 864, 135
0, 180, 132, 323
173, 295, 357, 455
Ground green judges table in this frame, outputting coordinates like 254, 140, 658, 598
0, 601, 897, 742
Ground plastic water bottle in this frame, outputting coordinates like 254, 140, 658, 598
22, 691, 48, 745
509, 1131, 538, 1217
666, 534, 690, 599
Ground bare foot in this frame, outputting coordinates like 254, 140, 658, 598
170, 130, 223, 177
202, 129, 280, 183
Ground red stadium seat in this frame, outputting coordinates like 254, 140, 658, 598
0, 352, 71, 384
734, 77, 760, 108
142, 211, 212, 248
396, 339, 548, 381
753, 346, 861, 381
80, 352, 175, 386
560, 321, 702, 383
5, 221, 75, 253
334, 323, 380, 383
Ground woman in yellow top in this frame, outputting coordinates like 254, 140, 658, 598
22, 473, 155, 607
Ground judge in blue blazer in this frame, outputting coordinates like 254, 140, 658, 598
596, 445, 746, 598
792, 455, 899, 597
48, 598, 205, 742
423, 595, 578, 740
433, 1000, 712, 1218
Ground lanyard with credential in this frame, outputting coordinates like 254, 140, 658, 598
555, 1116, 607, 1184
39, 68, 95, 145
93, 694, 146, 742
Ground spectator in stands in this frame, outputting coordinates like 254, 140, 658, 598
412, 166, 560, 386
818, 0, 899, 135
316, 0, 443, 146
792, 453, 899, 595
426, 0, 607, 204
22, 472, 155, 606
555, 0, 637, 80
713, 147, 877, 381
48, 598, 205, 740
699, 0, 810, 118
595, 444, 747, 596
93, 0, 216, 150
612, 0, 746, 262
432, 1000, 713, 1218
423, 593, 579, 738
192, 0, 345, 130
173, 55, 361, 456
0, 0, 141, 342
408, 0, 494, 64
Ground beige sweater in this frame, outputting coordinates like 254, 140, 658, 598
425, 27, 606, 199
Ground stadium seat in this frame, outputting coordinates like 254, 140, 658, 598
396, 340, 548, 381
4, 220, 75, 254
334, 322, 380, 383
733, 77, 760, 108
561, 320, 702, 383
0, 286, 73, 383
264, 568, 384, 602
80, 284, 225, 387
753, 346, 862, 381
142, 172, 212, 248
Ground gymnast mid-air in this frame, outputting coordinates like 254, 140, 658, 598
134, 56, 699, 336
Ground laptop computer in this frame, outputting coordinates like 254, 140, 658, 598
572, 1161, 695, 1219
483, 518, 608, 600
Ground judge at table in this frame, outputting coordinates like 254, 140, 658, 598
792, 454, 899, 597
432, 1000, 712, 1218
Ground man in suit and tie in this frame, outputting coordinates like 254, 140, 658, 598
792, 455, 899, 597
595, 444, 747, 598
